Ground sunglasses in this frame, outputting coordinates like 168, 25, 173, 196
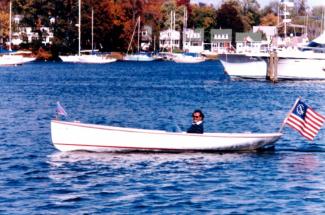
193, 115, 201, 119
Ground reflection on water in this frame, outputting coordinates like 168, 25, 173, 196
48, 151, 250, 170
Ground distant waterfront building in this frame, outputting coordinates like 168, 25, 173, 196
235, 32, 262, 53
11, 27, 54, 46
210, 29, 232, 53
9, 14, 54, 47
141, 25, 152, 51
159, 29, 180, 51
183, 28, 204, 53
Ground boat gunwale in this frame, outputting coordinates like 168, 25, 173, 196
51, 120, 282, 139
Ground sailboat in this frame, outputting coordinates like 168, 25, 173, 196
59, 1, 116, 63
78, 8, 116, 64
59, 0, 82, 63
170, 9, 205, 63
0, 0, 36, 66
123, 16, 155, 61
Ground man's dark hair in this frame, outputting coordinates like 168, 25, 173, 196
192, 109, 204, 119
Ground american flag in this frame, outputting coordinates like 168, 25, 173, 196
56, 101, 68, 116
286, 100, 325, 141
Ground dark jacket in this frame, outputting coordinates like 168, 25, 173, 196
187, 122, 204, 134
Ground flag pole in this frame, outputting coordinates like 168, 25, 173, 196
278, 96, 301, 133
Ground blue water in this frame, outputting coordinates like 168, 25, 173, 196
1, 60, 325, 214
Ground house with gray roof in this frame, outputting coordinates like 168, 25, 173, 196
159, 29, 180, 51
183, 28, 204, 53
235, 32, 262, 53
211, 29, 233, 53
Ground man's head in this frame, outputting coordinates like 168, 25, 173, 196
192, 109, 204, 122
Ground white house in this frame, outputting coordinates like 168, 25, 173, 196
183, 28, 204, 53
10, 15, 54, 46
159, 29, 180, 51
12, 27, 54, 46
235, 32, 262, 53
210, 29, 232, 53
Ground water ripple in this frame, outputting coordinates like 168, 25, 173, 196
1, 61, 325, 213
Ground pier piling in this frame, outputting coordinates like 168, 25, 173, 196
267, 51, 278, 83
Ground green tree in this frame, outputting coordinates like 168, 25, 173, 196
188, 3, 217, 44
0, 1, 10, 47
242, 0, 261, 28
217, 0, 245, 43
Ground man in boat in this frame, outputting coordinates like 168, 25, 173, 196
187, 109, 204, 134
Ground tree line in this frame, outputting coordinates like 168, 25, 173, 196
0, 0, 323, 59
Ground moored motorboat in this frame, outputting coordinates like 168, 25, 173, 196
219, 53, 268, 79
51, 120, 282, 152
277, 58, 325, 80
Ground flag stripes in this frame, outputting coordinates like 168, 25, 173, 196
286, 102, 325, 141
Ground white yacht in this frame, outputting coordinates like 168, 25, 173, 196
221, 31, 325, 80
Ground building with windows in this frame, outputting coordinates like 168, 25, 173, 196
235, 32, 262, 53
211, 29, 232, 53
183, 28, 204, 53
159, 29, 180, 51
9, 15, 54, 47
11, 27, 54, 46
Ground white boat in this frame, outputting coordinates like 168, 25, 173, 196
59, 0, 82, 63
77, 9, 116, 64
277, 58, 325, 80
78, 54, 117, 64
0, 1, 36, 66
123, 53, 155, 62
59, 55, 80, 63
221, 49, 325, 81
51, 120, 282, 152
219, 54, 268, 79
221, 27, 325, 80
123, 16, 155, 62
0, 54, 36, 66
173, 53, 206, 63
60, 3, 116, 64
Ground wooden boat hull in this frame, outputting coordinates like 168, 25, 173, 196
51, 120, 282, 152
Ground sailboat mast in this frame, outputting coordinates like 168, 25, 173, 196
78, 0, 81, 56
284, 3, 287, 40
170, 11, 172, 53
9, 0, 12, 51
183, 7, 187, 52
92, 8, 94, 52
138, 16, 140, 53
